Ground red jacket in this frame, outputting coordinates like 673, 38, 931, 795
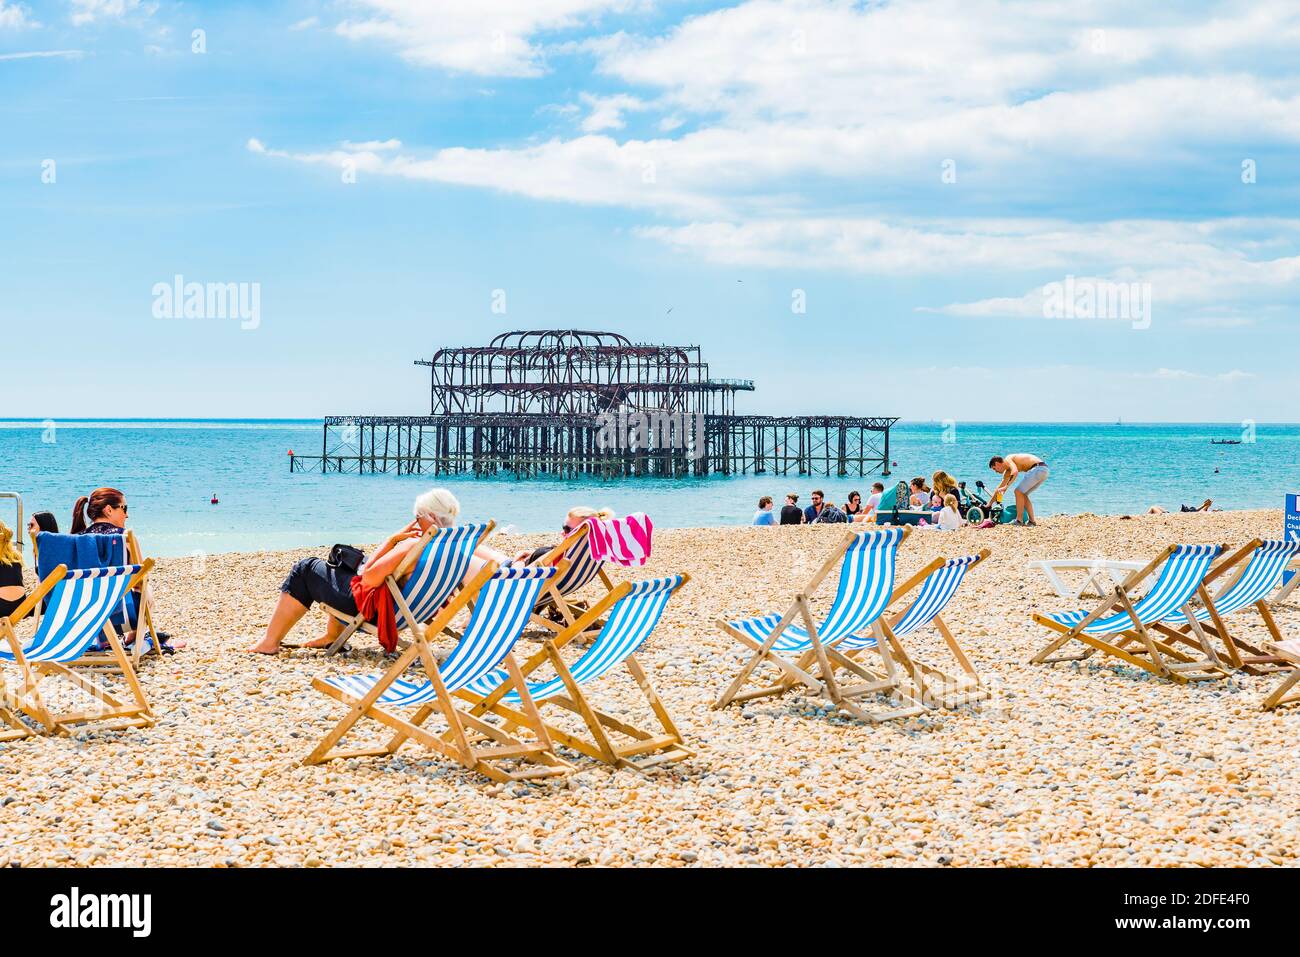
350, 575, 399, 654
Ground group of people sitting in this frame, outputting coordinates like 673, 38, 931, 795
249, 491, 613, 655
750, 472, 967, 530
751, 486, 890, 527
0, 487, 127, 619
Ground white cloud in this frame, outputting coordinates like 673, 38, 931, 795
1140, 368, 1254, 382
333, 0, 638, 77
289, 16, 319, 32
0, 1, 36, 29
0, 48, 83, 59
68, 0, 156, 26
579, 93, 645, 132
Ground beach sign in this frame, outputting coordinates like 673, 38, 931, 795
1285, 494, 1300, 588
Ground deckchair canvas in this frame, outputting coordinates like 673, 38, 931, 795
1150, 538, 1300, 675
304, 562, 571, 783
460, 574, 692, 772
1031, 543, 1231, 683
319, 522, 493, 655
0, 562, 156, 737
526, 522, 614, 634
713, 527, 924, 723
32, 528, 162, 667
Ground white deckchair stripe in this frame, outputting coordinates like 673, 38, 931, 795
1164, 539, 1300, 623
321, 566, 557, 705
726, 528, 905, 654
464, 575, 681, 704
838, 553, 980, 650
0, 565, 140, 664
552, 538, 604, 597
1046, 544, 1222, 634
400, 523, 488, 626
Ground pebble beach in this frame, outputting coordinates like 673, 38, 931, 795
2, 508, 1298, 868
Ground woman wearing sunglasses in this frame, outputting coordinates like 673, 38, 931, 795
71, 487, 131, 535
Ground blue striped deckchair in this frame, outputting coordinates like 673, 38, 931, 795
459, 574, 692, 771
713, 527, 924, 723
1151, 539, 1300, 675
1031, 543, 1231, 682
32, 528, 163, 666
527, 522, 613, 634
841, 550, 991, 709
0, 562, 156, 737
320, 522, 493, 655
304, 562, 572, 782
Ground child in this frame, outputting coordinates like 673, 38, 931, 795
937, 493, 963, 531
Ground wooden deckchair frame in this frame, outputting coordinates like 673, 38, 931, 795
1145, 539, 1291, 675
526, 522, 616, 635
712, 528, 925, 723
32, 528, 162, 668
458, 574, 693, 773
303, 559, 571, 783
1260, 642, 1300, 710
318, 521, 495, 656
0, 562, 156, 736
1030, 544, 1231, 683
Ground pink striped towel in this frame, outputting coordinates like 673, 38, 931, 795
585, 513, 654, 567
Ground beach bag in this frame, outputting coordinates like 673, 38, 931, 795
327, 544, 366, 575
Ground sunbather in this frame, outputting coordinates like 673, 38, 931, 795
248, 488, 484, 654
71, 487, 129, 535
0, 521, 24, 619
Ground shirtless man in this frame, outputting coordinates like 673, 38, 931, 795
988, 453, 1049, 526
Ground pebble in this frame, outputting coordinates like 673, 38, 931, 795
0, 514, 1295, 867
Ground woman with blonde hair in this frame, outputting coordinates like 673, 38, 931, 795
0, 521, 24, 620
250, 487, 476, 654
931, 470, 959, 501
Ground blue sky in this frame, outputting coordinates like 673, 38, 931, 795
3, 0, 1298, 421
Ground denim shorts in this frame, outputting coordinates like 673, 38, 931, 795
1015, 464, 1049, 495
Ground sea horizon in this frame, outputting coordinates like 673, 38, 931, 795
2, 418, 1295, 557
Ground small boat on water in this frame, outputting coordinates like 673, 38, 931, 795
1211, 439, 1242, 445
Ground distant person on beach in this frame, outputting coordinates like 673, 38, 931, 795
520, 506, 615, 565
989, 453, 1049, 526
843, 491, 863, 522
779, 494, 803, 525
937, 494, 964, 531
814, 500, 848, 524
0, 521, 24, 619
249, 488, 485, 654
27, 511, 58, 543
862, 482, 886, 523
752, 496, 776, 526
1147, 499, 1213, 515
804, 490, 825, 523
71, 487, 129, 535
932, 470, 959, 503
908, 477, 929, 508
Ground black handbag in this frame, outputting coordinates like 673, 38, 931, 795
327, 544, 366, 574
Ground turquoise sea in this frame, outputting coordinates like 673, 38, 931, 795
1, 419, 1296, 558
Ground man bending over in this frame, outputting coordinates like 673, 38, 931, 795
988, 453, 1049, 527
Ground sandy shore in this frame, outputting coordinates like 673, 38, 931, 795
3, 509, 1299, 867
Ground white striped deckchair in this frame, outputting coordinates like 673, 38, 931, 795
527, 522, 613, 634
320, 521, 493, 655
1031, 543, 1231, 683
845, 550, 991, 709
32, 528, 163, 667
0, 562, 156, 737
1151, 538, 1300, 674
460, 574, 692, 772
713, 527, 924, 723
304, 563, 571, 783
